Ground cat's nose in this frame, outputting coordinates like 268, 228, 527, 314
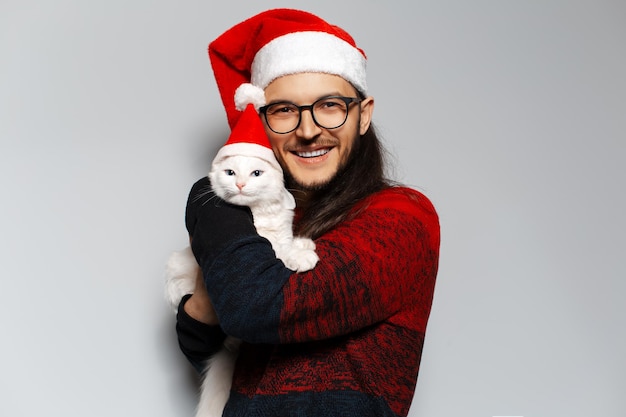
236, 183, 244, 190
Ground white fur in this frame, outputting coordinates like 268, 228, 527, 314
194, 337, 240, 417
164, 246, 198, 310
165, 154, 318, 417
234, 83, 266, 111
251, 31, 368, 94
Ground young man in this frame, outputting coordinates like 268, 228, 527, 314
176, 9, 440, 417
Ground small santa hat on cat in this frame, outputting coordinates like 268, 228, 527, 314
212, 103, 282, 173
208, 8, 368, 130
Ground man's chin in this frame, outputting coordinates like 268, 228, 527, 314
288, 178, 331, 192
286, 173, 335, 193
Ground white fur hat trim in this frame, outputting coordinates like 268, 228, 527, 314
251, 31, 367, 93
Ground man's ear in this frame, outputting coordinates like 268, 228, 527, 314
359, 96, 374, 135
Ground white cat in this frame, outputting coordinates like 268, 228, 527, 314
165, 154, 318, 417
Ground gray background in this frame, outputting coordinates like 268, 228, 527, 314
1, 1, 624, 416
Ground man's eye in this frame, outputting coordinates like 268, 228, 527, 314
318, 99, 344, 110
269, 104, 296, 114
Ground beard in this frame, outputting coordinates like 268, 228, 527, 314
284, 171, 331, 193
284, 126, 361, 194
284, 131, 362, 194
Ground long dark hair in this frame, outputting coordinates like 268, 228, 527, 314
294, 122, 392, 239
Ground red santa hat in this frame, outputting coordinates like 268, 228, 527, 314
209, 8, 368, 130
212, 103, 282, 173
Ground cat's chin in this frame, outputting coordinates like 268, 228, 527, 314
227, 194, 252, 206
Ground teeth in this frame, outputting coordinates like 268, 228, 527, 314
296, 149, 330, 158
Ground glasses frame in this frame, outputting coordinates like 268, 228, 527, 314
259, 96, 362, 134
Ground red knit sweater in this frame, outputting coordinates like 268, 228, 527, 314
177, 186, 440, 416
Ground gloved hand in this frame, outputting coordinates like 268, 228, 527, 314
185, 176, 256, 267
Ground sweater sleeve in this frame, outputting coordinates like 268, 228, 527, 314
202, 187, 440, 345
176, 294, 228, 373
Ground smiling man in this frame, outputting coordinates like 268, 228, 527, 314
261, 72, 373, 193
175, 8, 440, 417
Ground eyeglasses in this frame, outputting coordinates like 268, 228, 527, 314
259, 96, 361, 134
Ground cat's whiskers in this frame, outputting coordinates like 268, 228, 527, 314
193, 186, 223, 207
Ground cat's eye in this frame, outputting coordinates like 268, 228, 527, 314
224, 169, 235, 176
251, 170, 263, 177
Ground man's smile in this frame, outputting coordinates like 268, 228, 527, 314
293, 148, 332, 158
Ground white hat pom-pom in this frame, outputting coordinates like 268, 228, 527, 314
234, 83, 266, 111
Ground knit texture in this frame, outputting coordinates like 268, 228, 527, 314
178, 186, 440, 416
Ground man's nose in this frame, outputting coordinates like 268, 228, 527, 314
296, 109, 322, 140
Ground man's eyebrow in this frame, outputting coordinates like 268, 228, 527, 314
264, 92, 346, 106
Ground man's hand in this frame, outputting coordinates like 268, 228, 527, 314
183, 265, 219, 326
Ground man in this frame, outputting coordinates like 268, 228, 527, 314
176, 8, 440, 417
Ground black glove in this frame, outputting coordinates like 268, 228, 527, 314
185, 176, 256, 267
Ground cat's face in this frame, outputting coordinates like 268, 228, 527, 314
209, 155, 285, 206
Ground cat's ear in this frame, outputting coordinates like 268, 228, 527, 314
281, 189, 296, 210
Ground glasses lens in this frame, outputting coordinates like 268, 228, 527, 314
263, 97, 357, 134
312, 97, 350, 129
264, 103, 300, 134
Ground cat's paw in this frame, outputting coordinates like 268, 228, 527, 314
283, 247, 319, 273
292, 237, 316, 251
164, 246, 200, 309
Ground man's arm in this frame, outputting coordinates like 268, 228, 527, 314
192, 187, 440, 345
